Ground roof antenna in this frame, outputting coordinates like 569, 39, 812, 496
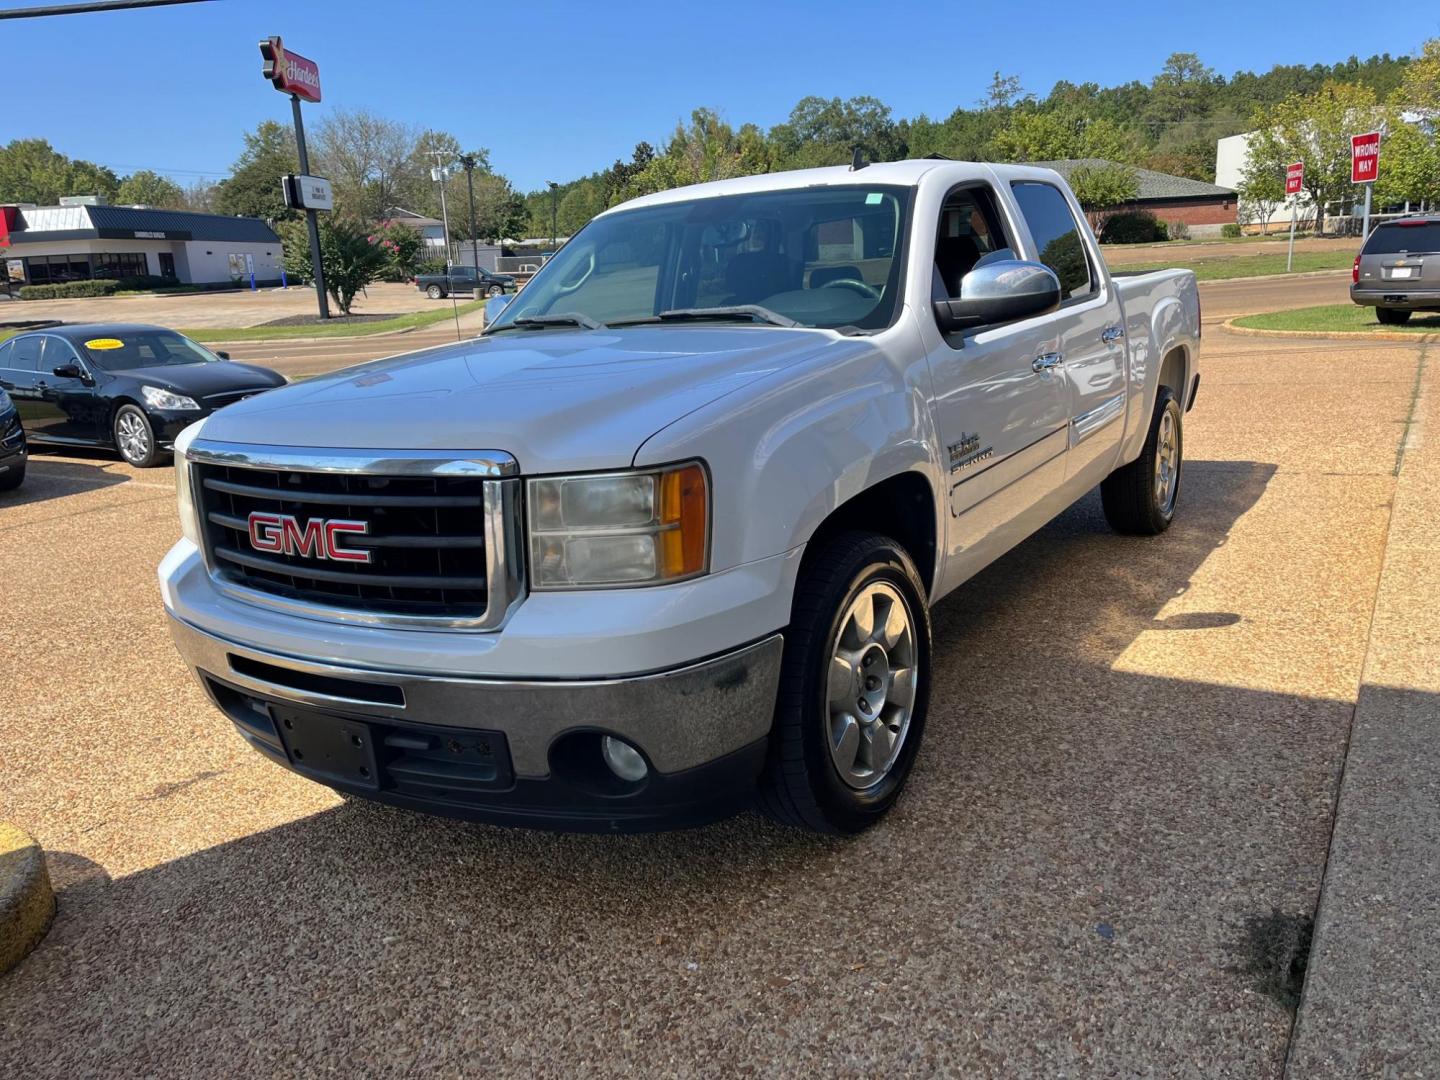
849, 146, 868, 171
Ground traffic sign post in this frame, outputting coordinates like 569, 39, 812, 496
259, 36, 329, 319
1351, 131, 1380, 240
1285, 161, 1303, 272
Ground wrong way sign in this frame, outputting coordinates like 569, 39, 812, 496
1285, 162, 1304, 196
1351, 132, 1380, 184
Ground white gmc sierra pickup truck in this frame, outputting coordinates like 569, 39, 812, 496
159, 160, 1201, 833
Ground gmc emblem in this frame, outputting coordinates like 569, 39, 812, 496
247, 511, 372, 564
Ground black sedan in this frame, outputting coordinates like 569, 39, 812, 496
0, 324, 285, 468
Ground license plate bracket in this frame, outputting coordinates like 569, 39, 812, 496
272, 707, 381, 790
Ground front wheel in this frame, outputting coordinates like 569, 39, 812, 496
426, 284, 444, 300
759, 531, 931, 834
1376, 307, 1412, 325
0, 458, 24, 491
1100, 387, 1182, 535
114, 404, 160, 468
486, 284, 503, 298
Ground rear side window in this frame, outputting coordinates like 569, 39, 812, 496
11, 336, 42, 372
1364, 222, 1440, 255
1011, 182, 1093, 300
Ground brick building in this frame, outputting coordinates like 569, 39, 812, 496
1031, 159, 1238, 237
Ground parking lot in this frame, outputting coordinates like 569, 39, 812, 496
1, 274, 1432, 1074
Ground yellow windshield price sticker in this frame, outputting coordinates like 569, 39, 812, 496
84, 338, 124, 350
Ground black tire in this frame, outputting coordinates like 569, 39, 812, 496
0, 458, 24, 491
1101, 387, 1182, 535
1376, 307, 1411, 325
426, 284, 444, 300
759, 531, 931, 834
486, 284, 503, 298
113, 404, 160, 468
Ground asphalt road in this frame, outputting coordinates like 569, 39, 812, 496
0, 293, 1424, 1075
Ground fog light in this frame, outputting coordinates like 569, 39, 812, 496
601, 736, 649, 782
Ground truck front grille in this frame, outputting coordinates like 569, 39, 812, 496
195, 461, 493, 620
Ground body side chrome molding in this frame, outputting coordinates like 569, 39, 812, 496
1070, 393, 1125, 445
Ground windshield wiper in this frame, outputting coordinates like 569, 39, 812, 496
613, 305, 799, 329
495, 312, 607, 332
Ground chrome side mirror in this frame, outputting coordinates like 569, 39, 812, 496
933, 259, 1061, 334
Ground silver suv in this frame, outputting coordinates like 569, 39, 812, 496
1352, 217, 1440, 325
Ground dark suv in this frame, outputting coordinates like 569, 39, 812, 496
1352, 217, 1440, 324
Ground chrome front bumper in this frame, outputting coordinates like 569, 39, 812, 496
168, 614, 783, 779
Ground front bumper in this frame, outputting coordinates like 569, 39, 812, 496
1351, 286, 1440, 310
168, 614, 784, 831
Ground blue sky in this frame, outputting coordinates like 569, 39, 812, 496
6, 0, 1432, 193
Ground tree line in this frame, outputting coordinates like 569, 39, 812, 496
524, 45, 1432, 238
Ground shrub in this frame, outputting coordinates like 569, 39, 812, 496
1099, 210, 1165, 244
1221, 223, 1242, 238
19, 279, 119, 300
1169, 220, 1191, 241
115, 274, 173, 290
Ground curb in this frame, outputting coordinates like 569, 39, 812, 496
1222, 317, 1440, 343
193, 324, 425, 348
0, 822, 55, 975
1187, 269, 1352, 285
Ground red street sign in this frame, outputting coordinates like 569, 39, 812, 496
259, 36, 321, 103
1285, 162, 1304, 196
1351, 131, 1380, 184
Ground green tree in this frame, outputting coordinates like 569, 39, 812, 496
1246, 81, 1382, 234
214, 120, 297, 221
116, 169, 184, 208
769, 96, 904, 168
1236, 155, 1285, 234
370, 219, 425, 280
0, 139, 118, 204
1374, 114, 1440, 208
1146, 52, 1220, 126
1069, 162, 1139, 214
1395, 38, 1440, 112
313, 108, 416, 220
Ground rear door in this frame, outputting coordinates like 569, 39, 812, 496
1, 335, 51, 430
1008, 181, 1128, 484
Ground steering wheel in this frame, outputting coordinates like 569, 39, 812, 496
819, 278, 881, 300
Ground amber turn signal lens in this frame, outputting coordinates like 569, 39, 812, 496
658, 463, 708, 579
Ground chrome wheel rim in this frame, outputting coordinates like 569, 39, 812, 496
1154, 408, 1179, 514
117, 412, 148, 462
825, 581, 918, 790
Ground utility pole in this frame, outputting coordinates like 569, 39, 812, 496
431, 153, 453, 268
547, 180, 558, 253
460, 153, 480, 270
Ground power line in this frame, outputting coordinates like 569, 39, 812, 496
0, 0, 212, 18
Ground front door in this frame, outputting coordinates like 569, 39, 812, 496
159, 252, 176, 279
924, 184, 1070, 563
36, 335, 102, 441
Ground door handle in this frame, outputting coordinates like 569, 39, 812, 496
1032, 352, 1064, 373
1101, 325, 1125, 345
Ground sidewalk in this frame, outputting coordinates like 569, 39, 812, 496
1287, 344, 1439, 1077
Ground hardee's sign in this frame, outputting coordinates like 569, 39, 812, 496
260, 37, 321, 103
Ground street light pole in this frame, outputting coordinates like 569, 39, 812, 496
460, 153, 480, 270
548, 181, 558, 252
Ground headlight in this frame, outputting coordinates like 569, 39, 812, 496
527, 462, 709, 588
141, 385, 200, 411
173, 419, 206, 545
0, 388, 11, 411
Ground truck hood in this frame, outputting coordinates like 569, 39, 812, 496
197, 325, 836, 473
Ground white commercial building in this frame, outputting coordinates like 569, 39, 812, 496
1, 201, 282, 287
1214, 132, 1315, 230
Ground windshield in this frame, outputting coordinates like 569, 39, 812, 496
1364, 222, 1440, 255
78, 330, 218, 371
489, 184, 912, 333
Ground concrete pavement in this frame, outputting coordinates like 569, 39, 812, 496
1, 310, 1434, 1073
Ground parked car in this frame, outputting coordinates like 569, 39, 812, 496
416, 265, 516, 299
160, 161, 1201, 834
1351, 217, 1440, 324
0, 324, 286, 468
0, 387, 25, 490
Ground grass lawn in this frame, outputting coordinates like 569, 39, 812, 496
1115, 250, 1356, 281
1232, 305, 1440, 334
183, 301, 486, 342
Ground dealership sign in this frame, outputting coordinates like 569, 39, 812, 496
282, 174, 334, 212
259, 37, 321, 103
1285, 161, 1304, 196
1351, 131, 1380, 184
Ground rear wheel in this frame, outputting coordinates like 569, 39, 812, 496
426, 284, 444, 300
759, 531, 931, 834
1376, 307, 1412, 325
114, 404, 160, 468
1101, 387, 1182, 535
0, 458, 24, 491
